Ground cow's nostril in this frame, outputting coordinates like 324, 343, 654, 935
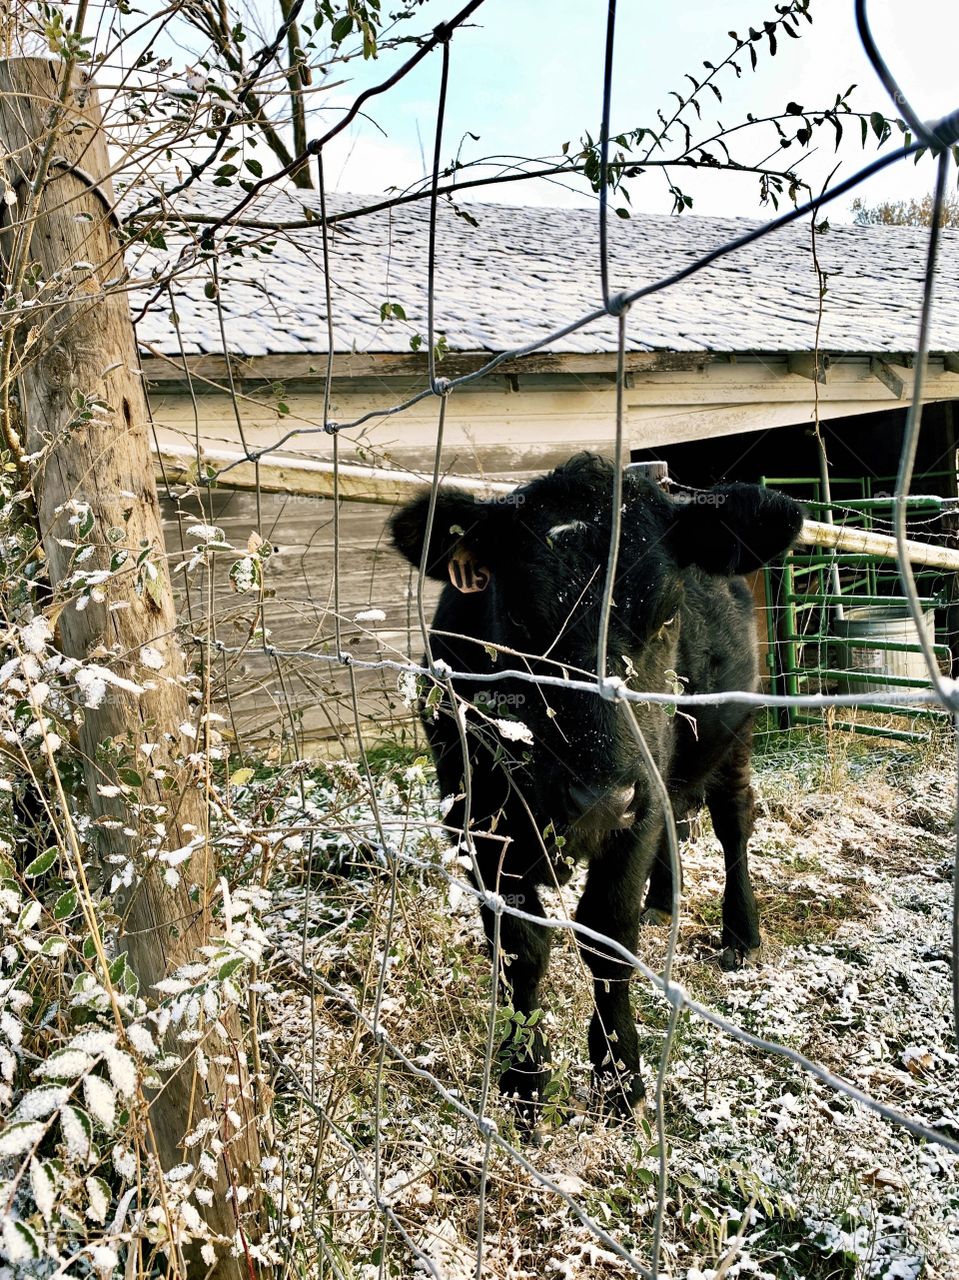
568, 783, 604, 816
569, 783, 636, 827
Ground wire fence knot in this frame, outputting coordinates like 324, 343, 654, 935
931, 108, 959, 149
664, 979, 688, 1010
605, 290, 632, 318
480, 889, 505, 915
599, 675, 628, 702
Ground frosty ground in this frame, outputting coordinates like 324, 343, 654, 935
259, 734, 959, 1279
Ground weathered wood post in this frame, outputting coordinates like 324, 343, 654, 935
0, 58, 267, 1278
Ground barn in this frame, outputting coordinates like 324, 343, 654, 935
135, 187, 959, 752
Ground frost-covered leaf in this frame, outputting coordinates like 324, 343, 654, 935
35, 1048, 94, 1080
17, 901, 41, 932
53, 887, 77, 920
492, 718, 534, 745
23, 846, 57, 877
60, 1104, 92, 1161
125, 1023, 157, 1059
86, 1174, 111, 1223
0, 1120, 44, 1158
1, 1218, 39, 1262
12, 1084, 68, 1122
90, 1243, 119, 1276
68, 1029, 116, 1055
113, 1143, 137, 1181
104, 1048, 137, 1098
83, 1074, 116, 1129
30, 1157, 56, 1220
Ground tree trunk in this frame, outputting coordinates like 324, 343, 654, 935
0, 58, 267, 1279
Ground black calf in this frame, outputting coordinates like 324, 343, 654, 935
390, 454, 802, 1118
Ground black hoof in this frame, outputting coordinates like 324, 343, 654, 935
499, 1063, 552, 1130
720, 943, 762, 972
640, 906, 672, 927
590, 1071, 646, 1124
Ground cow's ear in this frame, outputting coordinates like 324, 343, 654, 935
390, 489, 499, 584
668, 484, 804, 576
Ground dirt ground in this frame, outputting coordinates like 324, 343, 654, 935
262, 735, 959, 1279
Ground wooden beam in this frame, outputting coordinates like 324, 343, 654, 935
788, 352, 830, 383
944, 353, 959, 376
800, 517, 959, 571
140, 347, 725, 385
155, 441, 516, 504
154, 443, 959, 571
870, 357, 905, 399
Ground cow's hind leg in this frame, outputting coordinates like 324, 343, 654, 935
480, 879, 553, 1114
575, 829, 655, 1119
640, 810, 691, 926
705, 738, 761, 971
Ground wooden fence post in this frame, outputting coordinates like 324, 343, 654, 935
0, 57, 267, 1278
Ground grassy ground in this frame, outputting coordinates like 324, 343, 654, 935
257, 733, 959, 1279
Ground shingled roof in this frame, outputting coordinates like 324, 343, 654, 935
133, 184, 959, 361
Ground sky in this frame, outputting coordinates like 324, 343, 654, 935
298, 0, 959, 222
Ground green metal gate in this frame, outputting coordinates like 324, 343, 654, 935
761, 475, 957, 742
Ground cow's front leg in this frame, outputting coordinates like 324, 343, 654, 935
575, 826, 658, 1119
705, 739, 760, 971
479, 877, 553, 1114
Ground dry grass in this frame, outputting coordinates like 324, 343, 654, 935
257, 737, 959, 1279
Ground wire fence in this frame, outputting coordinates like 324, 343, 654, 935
133, 1, 959, 1275
3, 0, 958, 1277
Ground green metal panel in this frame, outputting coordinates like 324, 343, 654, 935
760, 475, 955, 743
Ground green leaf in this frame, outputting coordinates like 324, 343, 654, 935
870, 111, 886, 141
244, 158, 263, 178
54, 888, 77, 920
144, 567, 166, 610
331, 14, 353, 41
117, 768, 142, 788
24, 846, 58, 878
218, 956, 245, 981
108, 954, 128, 985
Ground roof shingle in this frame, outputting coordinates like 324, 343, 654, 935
132, 186, 959, 359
